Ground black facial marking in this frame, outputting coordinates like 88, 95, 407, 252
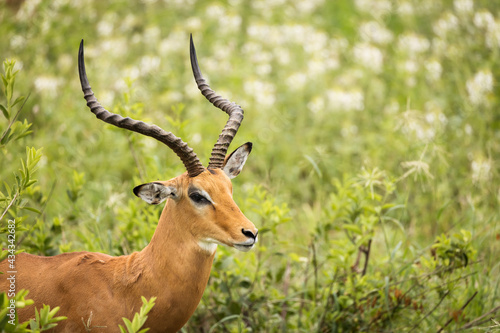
189, 192, 210, 205
188, 186, 211, 205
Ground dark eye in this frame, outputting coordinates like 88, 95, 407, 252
189, 192, 210, 205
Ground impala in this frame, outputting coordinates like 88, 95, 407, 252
0, 36, 258, 332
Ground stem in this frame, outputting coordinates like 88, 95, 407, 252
280, 259, 291, 332
361, 239, 372, 277
16, 180, 57, 247
311, 242, 318, 302
459, 305, 500, 330
127, 136, 146, 181
409, 290, 450, 332
298, 245, 311, 329
0, 93, 30, 145
0, 191, 19, 222
437, 291, 477, 332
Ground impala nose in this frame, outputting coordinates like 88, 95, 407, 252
242, 228, 258, 240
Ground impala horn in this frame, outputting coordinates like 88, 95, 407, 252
78, 39, 206, 177
190, 34, 244, 170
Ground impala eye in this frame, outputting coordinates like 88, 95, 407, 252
189, 192, 210, 205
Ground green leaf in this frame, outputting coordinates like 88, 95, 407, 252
22, 206, 41, 214
0, 103, 8, 119
343, 224, 362, 235
11, 95, 24, 107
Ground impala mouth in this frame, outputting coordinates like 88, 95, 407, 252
234, 243, 255, 252
233, 236, 258, 252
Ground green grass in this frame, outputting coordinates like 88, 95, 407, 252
1, 0, 500, 331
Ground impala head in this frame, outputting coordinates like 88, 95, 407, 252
78, 35, 257, 252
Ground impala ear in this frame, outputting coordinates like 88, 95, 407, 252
223, 142, 252, 179
133, 182, 177, 205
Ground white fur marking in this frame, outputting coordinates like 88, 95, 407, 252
198, 189, 214, 204
198, 240, 218, 254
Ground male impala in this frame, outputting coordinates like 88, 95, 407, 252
0, 36, 258, 332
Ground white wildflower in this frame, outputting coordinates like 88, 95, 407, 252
341, 125, 359, 137
425, 113, 435, 124
16, 0, 43, 20
359, 21, 394, 44
242, 42, 262, 55
140, 56, 160, 75
286, 73, 308, 90
97, 20, 114, 37
244, 80, 276, 107
398, 33, 430, 55
107, 193, 126, 209
403, 60, 419, 74
57, 54, 73, 71
303, 31, 328, 54
384, 100, 399, 114
253, 0, 286, 10
124, 67, 140, 81
327, 89, 364, 112
425, 60, 442, 81
432, 37, 447, 55
249, 51, 272, 65
353, 43, 383, 73
100, 38, 127, 55
329, 37, 349, 52
473, 11, 500, 49
401, 160, 434, 180
464, 124, 473, 135
163, 0, 195, 6
186, 17, 202, 31
466, 70, 494, 105
397, 2, 414, 16
273, 47, 291, 65
307, 59, 326, 76
399, 110, 436, 142
165, 91, 183, 103
256, 63, 272, 76
473, 11, 495, 29
307, 96, 325, 113
159, 31, 187, 54
438, 113, 447, 125
295, 0, 324, 14
34, 76, 62, 98
206, 4, 225, 19
471, 159, 492, 184
144, 26, 161, 42
99, 91, 115, 106
219, 14, 242, 31
120, 14, 136, 32
453, 0, 473, 15
354, 0, 391, 17
10, 35, 26, 49
485, 21, 500, 49
191, 133, 202, 145
433, 13, 459, 38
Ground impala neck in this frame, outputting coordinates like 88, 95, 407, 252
135, 199, 215, 330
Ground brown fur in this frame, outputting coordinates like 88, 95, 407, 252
0, 169, 257, 332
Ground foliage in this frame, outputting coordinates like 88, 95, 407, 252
1, 0, 499, 331
0, 60, 64, 331
119, 296, 156, 333
0, 290, 33, 332
28, 305, 67, 332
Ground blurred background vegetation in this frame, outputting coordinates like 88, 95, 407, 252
1, 0, 499, 331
